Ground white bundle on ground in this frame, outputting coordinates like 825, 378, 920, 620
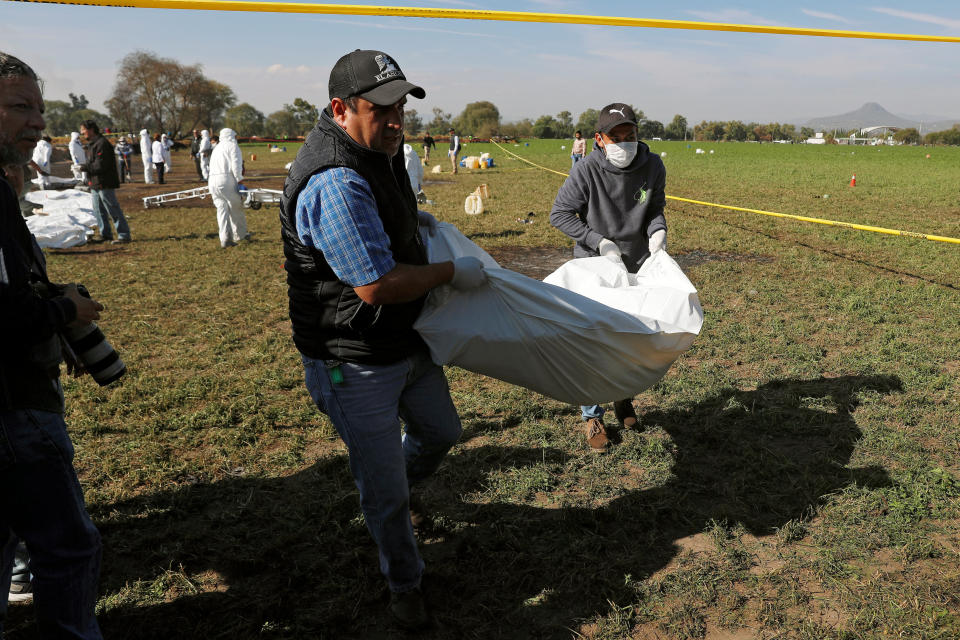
24, 189, 98, 248
30, 175, 78, 187
414, 223, 703, 405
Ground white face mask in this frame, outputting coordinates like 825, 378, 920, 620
602, 141, 638, 168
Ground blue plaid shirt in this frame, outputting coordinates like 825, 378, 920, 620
295, 167, 396, 287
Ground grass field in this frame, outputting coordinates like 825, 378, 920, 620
7, 138, 960, 639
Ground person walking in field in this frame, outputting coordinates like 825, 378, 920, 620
421, 132, 434, 163
68, 131, 88, 183
570, 129, 586, 167
151, 133, 165, 184
279, 48, 486, 629
447, 127, 460, 174
139, 128, 154, 183
79, 119, 132, 244
207, 127, 247, 248
550, 103, 667, 452
160, 133, 172, 173
198, 129, 212, 180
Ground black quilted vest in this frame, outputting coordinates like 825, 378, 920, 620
279, 108, 427, 364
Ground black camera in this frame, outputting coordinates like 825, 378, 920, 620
61, 284, 126, 386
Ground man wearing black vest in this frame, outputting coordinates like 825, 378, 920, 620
279, 49, 486, 629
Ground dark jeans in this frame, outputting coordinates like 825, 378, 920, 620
155, 162, 165, 184
194, 155, 203, 179
0, 408, 103, 638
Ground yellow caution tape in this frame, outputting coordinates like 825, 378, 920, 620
9, 0, 960, 43
491, 141, 960, 246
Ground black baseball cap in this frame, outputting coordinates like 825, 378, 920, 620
328, 49, 425, 106
597, 103, 638, 133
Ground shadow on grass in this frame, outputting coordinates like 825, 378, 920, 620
4, 375, 898, 639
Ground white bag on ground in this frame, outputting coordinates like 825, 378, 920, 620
24, 189, 98, 248
414, 223, 703, 405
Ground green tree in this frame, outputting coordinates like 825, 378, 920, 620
454, 101, 500, 136
225, 103, 265, 137
403, 108, 423, 135
555, 110, 573, 138
638, 119, 664, 140
426, 107, 452, 135
264, 109, 300, 138
501, 119, 533, 138
575, 108, 599, 136
283, 98, 319, 136
893, 128, 920, 144
800, 127, 815, 139
532, 115, 559, 139
724, 121, 748, 141
664, 114, 687, 140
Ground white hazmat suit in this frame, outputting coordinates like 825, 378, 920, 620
198, 129, 212, 180
139, 129, 154, 183
207, 127, 248, 247
161, 133, 172, 172
403, 143, 423, 196
31, 139, 53, 189
68, 132, 87, 183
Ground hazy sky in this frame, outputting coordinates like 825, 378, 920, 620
2, 1, 959, 125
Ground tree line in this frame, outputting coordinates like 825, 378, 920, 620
36, 51, 960, 146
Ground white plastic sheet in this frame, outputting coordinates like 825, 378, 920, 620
414, 223, 703, 405
24, 189, 98, 248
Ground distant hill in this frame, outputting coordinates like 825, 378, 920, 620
804, 102, 959, 133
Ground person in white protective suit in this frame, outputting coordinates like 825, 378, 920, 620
68, 131, 88, 183
139, 129, 154, 183
197, 129, 212, 180
403, 143, 424, 202
161, 133, 172, 173
207, 127, 248, 248
28, 135, 52, 188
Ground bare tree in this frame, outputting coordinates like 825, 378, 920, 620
106, 51, 235, 136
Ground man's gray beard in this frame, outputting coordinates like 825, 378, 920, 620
0, 136, 31, 167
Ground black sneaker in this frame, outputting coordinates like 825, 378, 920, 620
390, 587, 428, 629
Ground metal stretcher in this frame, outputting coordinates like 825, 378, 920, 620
142, 186, 283, 210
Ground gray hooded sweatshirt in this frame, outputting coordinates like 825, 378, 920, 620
550, 140, 666, 273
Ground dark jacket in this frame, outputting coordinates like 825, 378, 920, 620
279, 108, 427, 365
550, 141, 667, 273
81, 133, 120, 189
0, 170, 76, 412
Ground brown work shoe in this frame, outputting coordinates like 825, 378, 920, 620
584, 418, 610, 452
613, 399, 639, 430
390, 587, 429, 629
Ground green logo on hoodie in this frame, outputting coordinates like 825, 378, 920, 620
634, 183, 648, 204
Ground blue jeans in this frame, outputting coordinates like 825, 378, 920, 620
581, 405, 604, 420
303, 351, 462, 593
0, 409, 102, 638
90, 188, 131, 241
571, 154, 583, 168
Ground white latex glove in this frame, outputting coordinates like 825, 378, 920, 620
649, 229, 667, 254
451, 256, 487, 290
417, 210, 438, 237
598, 238, 622, 260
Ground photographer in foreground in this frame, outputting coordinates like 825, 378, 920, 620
0, 51, 104, 639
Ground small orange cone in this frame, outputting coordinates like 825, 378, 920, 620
849, 174, 856, 187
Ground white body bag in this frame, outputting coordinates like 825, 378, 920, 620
414, 223, 703, 405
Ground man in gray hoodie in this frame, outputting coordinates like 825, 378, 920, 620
550, 102, 667, 452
